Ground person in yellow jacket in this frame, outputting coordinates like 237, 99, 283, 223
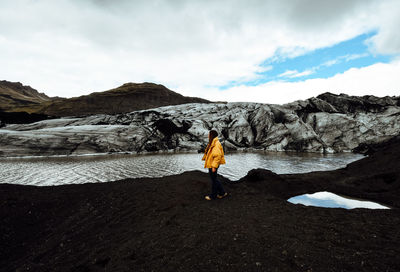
202, 129, 228, 200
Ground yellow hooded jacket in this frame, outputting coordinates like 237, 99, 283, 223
202, 137, 226, 169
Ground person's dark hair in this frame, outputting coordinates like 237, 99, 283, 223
208, 129, 218, 145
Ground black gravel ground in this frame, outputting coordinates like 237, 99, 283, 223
1, 139, 400, 271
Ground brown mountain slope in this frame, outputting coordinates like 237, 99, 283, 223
37, 82, 210, 117
0, 80, 54, 112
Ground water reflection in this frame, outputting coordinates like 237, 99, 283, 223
0, 151, 363, 186
288, 191, 390, 209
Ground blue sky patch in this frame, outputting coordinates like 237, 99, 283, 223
220, 32, 394, 90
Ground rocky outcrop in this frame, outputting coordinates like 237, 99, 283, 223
315, 92, 400, 113
0, 111, 53, 128
1, 93, 399, 157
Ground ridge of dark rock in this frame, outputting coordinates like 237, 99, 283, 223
36, 82, 210, 117
0, 80, 210, 118
0, 111, 52, 128
0, 80, 50, 100
316, 92, 400, 114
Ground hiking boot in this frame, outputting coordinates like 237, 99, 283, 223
217, 192, 228, 199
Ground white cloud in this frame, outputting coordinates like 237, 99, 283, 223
0, 0, 399, 100
365, 0, 400, 55
279, 69, 315, 78
321, 60, 339, 67
290, 70, 315, 78
205, 59, 400, 104
322, 53, 369, 67
278, 70, 299, 78
343, 53, 369, 62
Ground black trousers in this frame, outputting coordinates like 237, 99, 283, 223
208, 168, 225, 199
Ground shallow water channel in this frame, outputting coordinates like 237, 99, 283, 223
0, 151, 364, 186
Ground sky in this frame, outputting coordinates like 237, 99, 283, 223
0, 0, 399, 104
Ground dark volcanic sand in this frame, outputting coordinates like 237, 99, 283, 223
1, 139, 400, 271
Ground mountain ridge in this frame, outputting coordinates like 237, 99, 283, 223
0, 80, 56, 112
37, 82, 210, 117
0, 80, 210, 117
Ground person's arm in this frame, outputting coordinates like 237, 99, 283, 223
211, 145, 222, 170
202, 144, 210, 161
